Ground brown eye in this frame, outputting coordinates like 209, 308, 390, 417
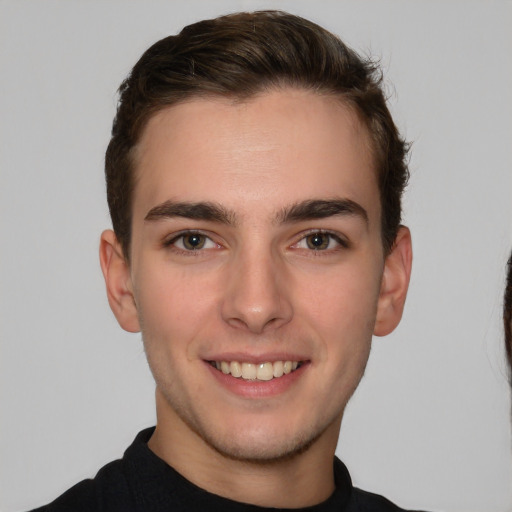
293, 231, 347, 252
181, 233, 206, 250
166, 231, 219, 253
305, 233, 330, 250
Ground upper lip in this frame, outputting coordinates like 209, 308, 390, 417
203, 352, 309, 364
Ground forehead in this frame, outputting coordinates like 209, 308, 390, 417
132, 89, 378, 223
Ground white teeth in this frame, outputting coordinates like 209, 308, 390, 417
257, 362, 273, 381
212, 360, 302, 381
230, 361, 242, 378
273, 360, 284, 378
241, 362, 257, 380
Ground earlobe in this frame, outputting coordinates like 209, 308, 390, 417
99, 230, 141, 333
374, 226, 413, 337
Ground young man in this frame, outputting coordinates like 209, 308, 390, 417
33, 10, 418, 511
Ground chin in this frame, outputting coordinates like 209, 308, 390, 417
193, 415, 329, 465
208, 433, 318, 464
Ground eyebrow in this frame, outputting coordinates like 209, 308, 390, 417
276, 198, 369, 225
144, 198, 368, 226
145, 200, 236, 225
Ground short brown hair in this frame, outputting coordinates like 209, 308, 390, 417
505, 252, 512, 384
105, 10, 409, 259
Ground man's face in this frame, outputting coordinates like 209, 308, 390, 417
120, 89, 399, 462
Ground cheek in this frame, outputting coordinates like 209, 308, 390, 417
297, 263, 382, 330
134, 261, 220, 349
295, 262, 382, 380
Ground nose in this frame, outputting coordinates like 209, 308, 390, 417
221, 248, 293, 334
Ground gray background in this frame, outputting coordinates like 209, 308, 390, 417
1, 1, 511, 511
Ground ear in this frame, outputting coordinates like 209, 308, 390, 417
374, 226, 412, 337
99, 230, 140, 333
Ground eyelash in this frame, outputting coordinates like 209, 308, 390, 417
292, 229, 349, 253
163, 229, 349, 255
163, 230, 220, 255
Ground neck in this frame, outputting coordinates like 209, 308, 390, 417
148, 393, 341, 508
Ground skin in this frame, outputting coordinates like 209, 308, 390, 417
100, 88, 412, 507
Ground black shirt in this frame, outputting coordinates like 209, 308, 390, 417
30, 428, 426, 512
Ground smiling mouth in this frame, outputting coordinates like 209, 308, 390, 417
209, 360, 304, 381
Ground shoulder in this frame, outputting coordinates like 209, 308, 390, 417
333, 458, 429, 512
28, 458, 134, 512
349, 487, 429, 512
27, 429, 156, 512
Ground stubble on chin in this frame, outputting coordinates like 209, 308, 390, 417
161, 387, 340, 466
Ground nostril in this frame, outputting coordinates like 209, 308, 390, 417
220, 263, 293, 333
226, 317, 250, 330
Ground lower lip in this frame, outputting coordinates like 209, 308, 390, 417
205, 362, 308, 398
